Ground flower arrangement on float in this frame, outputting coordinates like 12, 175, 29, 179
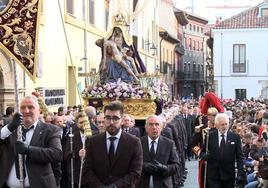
82, 76, 170, 101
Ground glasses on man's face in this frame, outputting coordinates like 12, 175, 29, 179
104, 116, 121, 122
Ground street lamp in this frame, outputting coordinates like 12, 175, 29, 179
146, 41, 157, 56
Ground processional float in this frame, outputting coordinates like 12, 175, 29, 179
82, 6, 169, 119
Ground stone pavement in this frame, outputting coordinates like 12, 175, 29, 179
183, 159, 199, 188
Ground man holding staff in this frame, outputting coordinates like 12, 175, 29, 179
0, 95, 62, 188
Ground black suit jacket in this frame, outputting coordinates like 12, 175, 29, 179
128, 127, 141, 137
138, 136, 179, 188
201, 130, 245, 181
183, 114, 194, 145
168, 115, 188, 154
161, 126, 173, 141
0, 121, 62, 188
123, 127, 141, 137
64, 125, 90, 186
83, 131, 143, 188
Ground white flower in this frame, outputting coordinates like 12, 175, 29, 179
117, 92, 122, 97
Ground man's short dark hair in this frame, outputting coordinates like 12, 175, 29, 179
58, 106, 64, 112
103, 101, 124, 115
6, 107, 14, 116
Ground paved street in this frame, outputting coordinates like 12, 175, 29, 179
184, 159, 199, 188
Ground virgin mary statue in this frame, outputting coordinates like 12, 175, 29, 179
96, 11, 146, 83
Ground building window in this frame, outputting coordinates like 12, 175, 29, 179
183, 62, 187, 72
235, 89, 246, 100
261, 8, 268, 16
197, 26, 199, 32
187, 63, 191, 73
233, 44, 246, 72
89, 0, 95, 24
66, 0, 74, 15
201, 28, 203, 33
193, 25, 196, 31
189, 24, 192, 30
193, 63, 196, 73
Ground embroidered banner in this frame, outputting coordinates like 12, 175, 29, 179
0, 0, 41, 81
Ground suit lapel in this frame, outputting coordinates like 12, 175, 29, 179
74, 131, 83, 149
141, 136, 151, 161
155, 136, 163, 161
100, 133, 110, 169
111, 132, 127, 168
30, 121, 43, 146
211, 131, 220, 152
110, 132, 125, 168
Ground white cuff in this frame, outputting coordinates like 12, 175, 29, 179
0, 125, 12, 139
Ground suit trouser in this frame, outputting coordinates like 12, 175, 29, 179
207, 178, 234, 188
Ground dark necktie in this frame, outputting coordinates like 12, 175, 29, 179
220, 134, 225, 155
184, 115, 187, 123
149, 140, 156, 160
15, 126, 34, 179
108, 137, 116, 165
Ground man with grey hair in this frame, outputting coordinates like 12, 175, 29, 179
200, 113, 246, 188
0, 95, 62, 188
121, 114, 141, 137
138, 115, 179, 188
85, 106, 99, 135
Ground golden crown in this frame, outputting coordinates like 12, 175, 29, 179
112, 11, 127, 27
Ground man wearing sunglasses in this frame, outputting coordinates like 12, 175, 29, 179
83, 101, 143, 188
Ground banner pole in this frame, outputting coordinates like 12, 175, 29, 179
12, 58, 25, 188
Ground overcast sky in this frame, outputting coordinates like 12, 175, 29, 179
175, 0, 264, 23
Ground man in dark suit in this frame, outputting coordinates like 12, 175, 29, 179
0, 95, 62, 188
182, 106, 194, 161
200, 113, 246, 188
65, 111, 92, 188
138, 115, 179, 188
83, 101, 143, 188
121, 114, 141, 137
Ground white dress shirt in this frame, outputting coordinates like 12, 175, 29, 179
147, 136, 160, 188
0, 121, 38, 188
218, 130, 227, 147
106, 128, 122, 154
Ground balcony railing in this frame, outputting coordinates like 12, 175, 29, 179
230, 60, 249, 74
176, 71, 204, 81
